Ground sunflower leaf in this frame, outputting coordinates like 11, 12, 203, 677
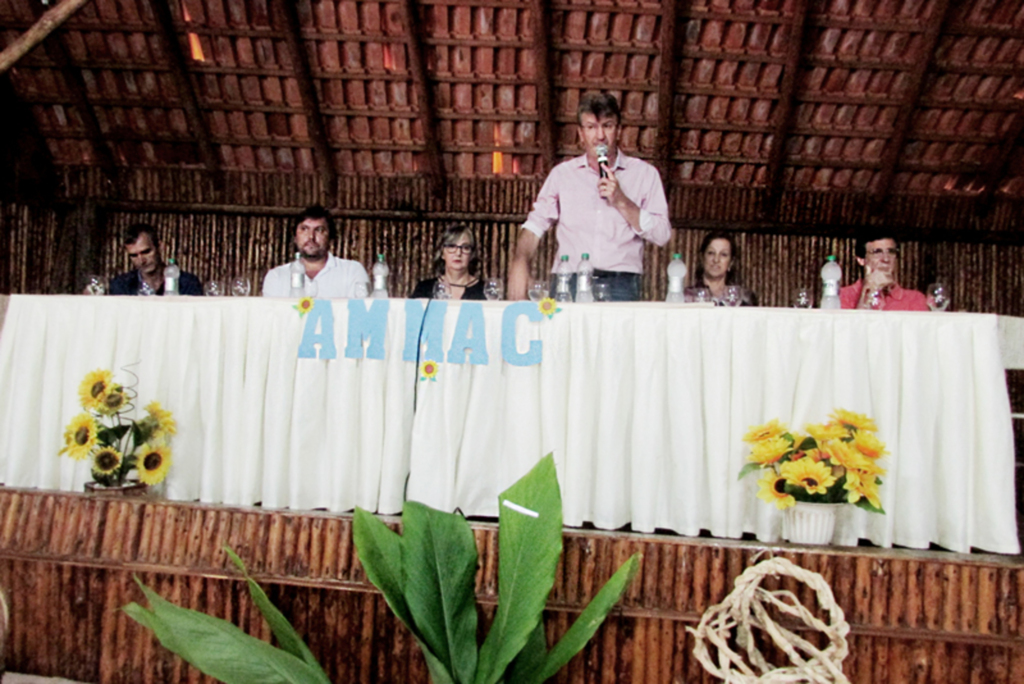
224, 548, 329, 682
124, 578, 329, 684
797, 436, 817, 452
737, 462, 763, 481
97, 424, 130, 445
854, 498, 885, 515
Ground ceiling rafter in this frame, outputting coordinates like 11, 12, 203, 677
270, 0, 337, 203
976, 100, 1024, 214
653, 0, 682, 182
149, 0, 221, 184
0, 0, 92, 74
398, 0, 446, 199
530, 0, 555, 174
764, 0, 811, 218
870, 0, 953, 215
24, 0, 117, 184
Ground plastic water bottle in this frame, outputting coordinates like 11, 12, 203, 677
371, 254, 390, 298
289, 251, 305, 298
554, 255, 573, 302
820, 255, 842, 309
163, 258, 180, 296
666, 253, 687, 302
576, 253, 594, 303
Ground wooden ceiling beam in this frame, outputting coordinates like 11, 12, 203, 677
976, 102, 1024, 215
148, 0, 221, 183
653, 0, 681, 182
0, 0, 93, 75
530, 0, 556, 174
398, 0, 446, 199
270, 0, 337, 202
871, 0, 953, 215
764, 0, 811, 218
22, 0, 117, 184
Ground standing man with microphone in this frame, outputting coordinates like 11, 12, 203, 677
508, 93, 672, 301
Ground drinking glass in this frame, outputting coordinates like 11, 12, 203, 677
528, 279, 549, 302
433, 280, 452, 300
926, 282, 949, 311
483, 277, 504, 301
231, 276, 251, 297
723, 285, 742, 307
692, 287, 711, 304
792, 288, 812, 309
83, 274, 106, 295
353, 281, 370, 299
204, 280, 223, 297
139, 280, 156, 296
858, 289, 883, 310
592, 281, 611, 302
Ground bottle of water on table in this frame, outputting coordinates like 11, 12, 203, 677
372, 254, 390, 298
289, 251, 305, 298
163, 258, 180, 296
820, 255, 842, 309
576, 253, 594, 303
666, 253, 687, 302
554, 255, 573, 302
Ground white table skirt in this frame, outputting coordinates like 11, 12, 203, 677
0, 295, 1018, 554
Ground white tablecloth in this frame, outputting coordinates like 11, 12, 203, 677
0, 295, 1018, 554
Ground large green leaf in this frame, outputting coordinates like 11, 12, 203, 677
473, 455, 563, 684
124, 579, 328, 684
503, 619, 548, 684
352, 507, 415, 628
401, 501, 479, 684
224, 548, 329, 681
530, 552, 641, 684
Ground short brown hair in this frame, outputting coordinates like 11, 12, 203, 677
577, 92, 621, 125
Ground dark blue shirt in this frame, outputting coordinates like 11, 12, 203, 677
109, 270, 203, 296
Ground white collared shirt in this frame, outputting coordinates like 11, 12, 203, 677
262, 253, 370, 298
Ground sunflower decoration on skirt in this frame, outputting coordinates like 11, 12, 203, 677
739, 408, 888, 514
58, 369, 176, 488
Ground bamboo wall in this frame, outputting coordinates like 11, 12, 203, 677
0, 489, 1020, 684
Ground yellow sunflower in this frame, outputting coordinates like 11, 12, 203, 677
419, 360, 439, 381
804, 422, 849, 443
781, 458, 837, 495
135, 444, 172, 485
91, 446, 122, 476
748, 435, 791, 465
95, 385, 127, 416
78, 369, 114, 412
59, 413, 98, 460
757, 471, 795, 510
742, 419, 787, 444
537, 297, 558, 318
821, 439, 878, 473
294, 297, 315, 316
144, 401, 177, 440
829, 408, 877, 433
844, 469, 882, 509
852, 430, 888, 460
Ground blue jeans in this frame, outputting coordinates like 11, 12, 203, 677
550, 271, 642, 302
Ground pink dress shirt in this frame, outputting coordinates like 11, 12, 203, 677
522, 152, 672, 274
839, 280, 929, 311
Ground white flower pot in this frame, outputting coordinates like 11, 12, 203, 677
783, 502, 839, 545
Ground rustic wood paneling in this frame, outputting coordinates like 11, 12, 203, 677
0, 490, 1020, 683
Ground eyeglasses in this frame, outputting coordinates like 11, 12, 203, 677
444, 244, 473, 254
866, 248, 899, 257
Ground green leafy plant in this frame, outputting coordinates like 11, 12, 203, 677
353, 454, 641, 684
124, 454, 640, 684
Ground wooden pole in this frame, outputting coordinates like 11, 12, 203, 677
0, 0, 94, 75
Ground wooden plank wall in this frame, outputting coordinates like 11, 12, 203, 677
0, 489, 1020, 684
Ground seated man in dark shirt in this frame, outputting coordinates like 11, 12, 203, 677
109, 224, 202, 296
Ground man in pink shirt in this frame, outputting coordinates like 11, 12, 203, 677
508, 93, 672, 301
840, 234, 928, 311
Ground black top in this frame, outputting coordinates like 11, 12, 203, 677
109, 269, 203, 296
411, 277, 486, 300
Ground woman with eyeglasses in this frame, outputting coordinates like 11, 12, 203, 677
410, 224, 487, 300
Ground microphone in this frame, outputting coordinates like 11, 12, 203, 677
596, 143, 609, 179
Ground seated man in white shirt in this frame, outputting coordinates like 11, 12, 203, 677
262, 205, 369, 298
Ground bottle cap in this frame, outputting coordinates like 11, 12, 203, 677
377, 253, 384, 261
582, 253, 590, 259
827, 255, 836, 261
673, 253, 681, 259
168, 258, 176, 265
560, 255, 569, 261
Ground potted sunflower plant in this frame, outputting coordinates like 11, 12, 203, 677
58, 369, 175, 493
739, 408, 887, 545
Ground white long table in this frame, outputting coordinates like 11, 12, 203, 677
0, 295, 1018, 554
